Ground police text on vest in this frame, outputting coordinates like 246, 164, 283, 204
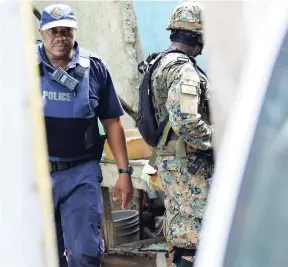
43, 91, 72, 102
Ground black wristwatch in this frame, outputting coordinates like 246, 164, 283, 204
118, 165, 134, 176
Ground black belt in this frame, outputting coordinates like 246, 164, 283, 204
49, 158, 92, 173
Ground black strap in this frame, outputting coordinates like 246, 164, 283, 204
155, 115, 169, 140
170, 31, 203, 50
196, 65, 207, 77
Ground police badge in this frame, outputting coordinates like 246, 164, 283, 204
50, 6, 63, 20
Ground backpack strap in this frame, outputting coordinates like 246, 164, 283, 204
148, 119, 170, 167
175, 138, 187, 157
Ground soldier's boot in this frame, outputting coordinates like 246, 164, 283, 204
172, 247, 196, 267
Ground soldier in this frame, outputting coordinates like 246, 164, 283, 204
151, 1, 214, 266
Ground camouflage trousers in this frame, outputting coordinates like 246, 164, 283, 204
156, 155, 211, 263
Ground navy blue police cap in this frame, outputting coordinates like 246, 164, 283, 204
39, 4, 77, 31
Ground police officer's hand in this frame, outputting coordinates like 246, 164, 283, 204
113, 174, 133, 209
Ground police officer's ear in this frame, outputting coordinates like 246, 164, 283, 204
38, 28, 44, 38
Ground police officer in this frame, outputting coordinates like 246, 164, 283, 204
150, 1, 214, 266
37, 4, 133, 267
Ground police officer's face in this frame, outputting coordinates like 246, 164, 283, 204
40, 27, 76, 58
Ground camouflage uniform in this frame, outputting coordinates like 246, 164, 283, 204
151, 1, 214, 265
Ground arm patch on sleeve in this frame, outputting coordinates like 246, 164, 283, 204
180, 81, 200, 115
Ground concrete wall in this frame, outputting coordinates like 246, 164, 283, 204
33, 1, 143, 128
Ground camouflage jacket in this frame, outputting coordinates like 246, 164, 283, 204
151, 51, 213, 155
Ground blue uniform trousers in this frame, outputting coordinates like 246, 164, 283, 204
51, 160, 104, 267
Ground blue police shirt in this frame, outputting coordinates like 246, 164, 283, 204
39, 42, 124, 161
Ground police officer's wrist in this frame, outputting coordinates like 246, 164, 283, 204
118, 165, 133, 177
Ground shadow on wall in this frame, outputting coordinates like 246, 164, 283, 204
134, 0, 208, 72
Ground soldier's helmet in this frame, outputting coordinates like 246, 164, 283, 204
166, 1, 203, 34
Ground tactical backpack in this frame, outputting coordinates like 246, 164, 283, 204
136, 49, 187, 148
137, 50, 214, 169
